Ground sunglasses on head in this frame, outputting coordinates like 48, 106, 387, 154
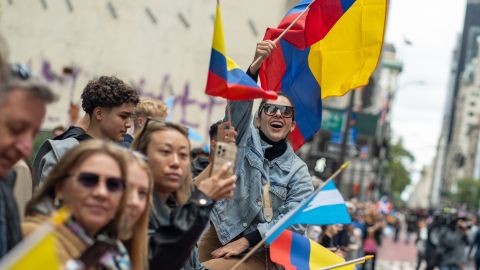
75, 172, 126, 193
136, 117, 165, 143
262, 104, 294, 118
10, 63, 32, 80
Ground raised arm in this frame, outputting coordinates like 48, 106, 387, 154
225, 40, 276, 143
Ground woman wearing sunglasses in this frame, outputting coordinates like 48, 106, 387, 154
132, 120, 236, 270
118, 152, 153, 270
200, 82, 313, 268
23, 140, 130, 269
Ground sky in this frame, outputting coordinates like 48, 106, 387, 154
385, 0, 467, 184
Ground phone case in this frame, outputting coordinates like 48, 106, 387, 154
210, 142, 237, 177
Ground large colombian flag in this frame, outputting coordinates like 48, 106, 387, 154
270, 230, 354, 270
205, 2, 277, 100
260, 0, 387, 150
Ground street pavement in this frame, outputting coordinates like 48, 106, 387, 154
376, 235, 418, 270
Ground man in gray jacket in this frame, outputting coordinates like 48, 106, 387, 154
438, 217, 470, 270
33, 75, 139, 185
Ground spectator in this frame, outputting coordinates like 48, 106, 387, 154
191, 120, 234, 178
118, 151, 153, 270
320, 225, 346, 257
416, 219, 428, 270
199, 41, 313, 269
438, 218, 470, 270
132, 98, 168, 134
33, 76, 140, 186
23, 140, 130, 269
132, 120, 236, 270
0, 64, 56, 258
469, 223, 480, 270
119, 98, 168, 148
406, 212, 418, 245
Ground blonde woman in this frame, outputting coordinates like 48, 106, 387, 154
118, 151, 153, 270
132, 120, 236, 270
23, 140, 130, 269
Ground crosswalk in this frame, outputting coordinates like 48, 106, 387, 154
377, 260, 416, 270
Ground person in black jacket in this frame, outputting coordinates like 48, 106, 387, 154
132, 120, 236, 270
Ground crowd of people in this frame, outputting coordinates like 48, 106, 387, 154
412, 209, 480, 270
306, 200, 386, 270
311, 202, 480, 270
0, 36, 320, 270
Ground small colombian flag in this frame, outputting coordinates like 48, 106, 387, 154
270, 230, 354, 270
205, 0, 277, 100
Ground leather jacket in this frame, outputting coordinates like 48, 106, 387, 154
148, 187, 213, 270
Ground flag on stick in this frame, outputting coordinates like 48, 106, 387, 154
0, 208, 70, 270
260, 0, 387, 150
265, 179, 351, 244
205, 1, 277, 100
270, 230, 354, 270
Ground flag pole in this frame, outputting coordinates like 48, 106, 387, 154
227, 100, 232, 125
250, 0, 316, 68
230, 162, 349, 270
317, 255, 374, 270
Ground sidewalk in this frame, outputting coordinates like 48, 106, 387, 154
376, 235, 417, 270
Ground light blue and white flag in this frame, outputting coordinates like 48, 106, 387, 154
265, 180, 351, 244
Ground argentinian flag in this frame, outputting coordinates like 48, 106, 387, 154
266, 181, 351, 244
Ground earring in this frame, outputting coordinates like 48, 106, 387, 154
54, 197, 63, 208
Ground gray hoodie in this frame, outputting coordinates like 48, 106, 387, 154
32, 137, 79, 186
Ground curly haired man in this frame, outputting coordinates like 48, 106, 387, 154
33, 76, 139, 185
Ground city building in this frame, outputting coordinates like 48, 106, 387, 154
301, 43, 403, 200
0, 0, 290, 146
430, 0, 480, 205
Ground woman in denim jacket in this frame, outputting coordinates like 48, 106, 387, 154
200, 41, 314, 270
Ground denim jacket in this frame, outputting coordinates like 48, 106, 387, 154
210, 100, 313, 245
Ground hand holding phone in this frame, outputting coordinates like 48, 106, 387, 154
198, 161, 237, 201
210, 142, 237, 178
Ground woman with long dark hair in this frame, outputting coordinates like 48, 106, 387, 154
132, 120, 236, 270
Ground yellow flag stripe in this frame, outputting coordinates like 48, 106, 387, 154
309, 238, 354, 270
212, 3, 226, 55
307, 0, 387, 99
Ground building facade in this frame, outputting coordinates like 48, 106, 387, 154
0, 0, 290, 146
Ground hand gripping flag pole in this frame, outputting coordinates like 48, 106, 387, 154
250, 0, 317, 69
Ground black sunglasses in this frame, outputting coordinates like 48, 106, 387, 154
74, 172, 126, 193
262, 104, 294, 118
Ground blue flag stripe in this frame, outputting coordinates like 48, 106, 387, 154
280, 39, 323, 141
209, 48, 227, 80
290, 231, 311, 269
226, 68, 259, 87
292, 204, 352, 225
